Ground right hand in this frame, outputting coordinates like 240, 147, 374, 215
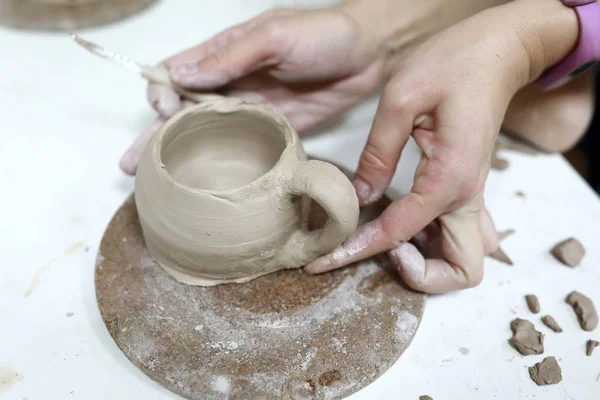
120, 7, 390, 175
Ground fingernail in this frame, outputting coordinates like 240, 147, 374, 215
354, 178, 372, 205
389, 242, 425, 285
304, 254, 335, 275
354, 178, 384, 206
171, 64, 198, 77
119, 153, 138, 176
306, 220, 381, 274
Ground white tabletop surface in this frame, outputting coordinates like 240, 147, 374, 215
1, 1, 600, 399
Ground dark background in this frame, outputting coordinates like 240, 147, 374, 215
573, 75, 600, 194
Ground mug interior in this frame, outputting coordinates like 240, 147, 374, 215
160, 108, 287, 191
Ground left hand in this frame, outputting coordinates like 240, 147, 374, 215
305, 7, 532, 293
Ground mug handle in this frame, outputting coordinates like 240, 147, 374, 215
281, 160, 360, 266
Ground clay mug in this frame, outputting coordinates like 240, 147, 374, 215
135, 98, 359, 286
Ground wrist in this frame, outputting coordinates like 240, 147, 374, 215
336, 0, 513, 77
503, 0, 580, 86
335, 0, 435, 76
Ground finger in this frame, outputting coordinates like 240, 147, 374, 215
354, 79, 437, 206
146, 21, 257, 117
305, 182, 448, 275
170, 22, 293, 89
389, 197, 485, 293
163, 9, 294, 68
147, 82, 183, 118
410, 205, 497, 259
119, 118, 165, 175
305, 142, 458, 274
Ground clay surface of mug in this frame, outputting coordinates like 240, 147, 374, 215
135, 99, 359, 286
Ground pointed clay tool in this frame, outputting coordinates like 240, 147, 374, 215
71, 34, 222, 104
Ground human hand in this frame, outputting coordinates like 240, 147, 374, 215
119, 7, 391, 175
503, 70, 595, 153
304, 1, 572, 293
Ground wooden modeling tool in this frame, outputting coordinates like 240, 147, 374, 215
71, 34, 222, 103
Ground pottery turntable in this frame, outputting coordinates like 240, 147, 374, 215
95, 164, 426, 400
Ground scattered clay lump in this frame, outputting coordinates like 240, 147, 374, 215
318, 369, 341, 386
528, 356, 562, 386
419, 396, 434, 400
566, 291, 598, 332
541, 315, 563, 333
526, 294, 540, 314
509, 318, 544, 355
586, 340, 599, 356
551, 238, 585, 267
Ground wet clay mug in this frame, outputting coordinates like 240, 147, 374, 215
135, 98, 359, 286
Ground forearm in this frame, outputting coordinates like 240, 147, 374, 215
337, 0, 512, 56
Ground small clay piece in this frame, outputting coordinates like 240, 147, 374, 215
566, 291, 598, 332
498, 229, 515, 241
515, 191, 525, 198
551, 238, 585, 267
491, 155, 509, 170
488, 230, 514, 265
509, 318, 544, 355
586, 340, 599, 356
496, 139, 539, 155
489, 247, 513, 266
525, 295, 540, 314
528, 357, 562, 386
541, 315, 563, 333
318, 370, 342, 386
419, 396, 434, 400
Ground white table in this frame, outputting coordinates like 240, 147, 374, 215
1, 1, 599, 399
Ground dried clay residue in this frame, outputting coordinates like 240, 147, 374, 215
318, 369, 342, 386
25, 241, 85, 297
0, 366, 23, 392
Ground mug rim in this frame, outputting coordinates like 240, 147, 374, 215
150, 99, 296, 196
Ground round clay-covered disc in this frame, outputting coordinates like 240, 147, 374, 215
96, 190, 426, 399
0, 0, 157, 31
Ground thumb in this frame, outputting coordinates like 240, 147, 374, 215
170, 23, 293, 90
